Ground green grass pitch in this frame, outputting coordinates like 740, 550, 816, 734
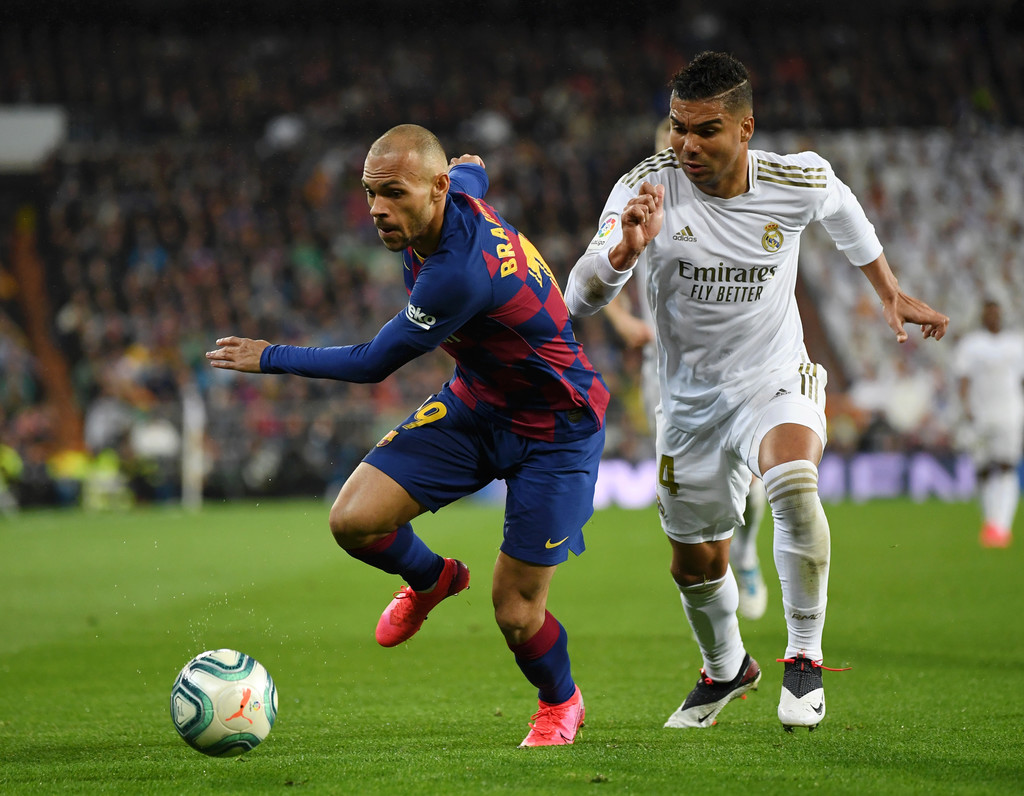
1, 497, 1022, 794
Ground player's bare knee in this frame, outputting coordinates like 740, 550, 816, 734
493, 604, 531, 643
671, 569, 729, 594
670, 563, 727, 591
669, 540, 728, 588
492, 593, 543, 644
328, 501, 378, 549
328, 500, 349, 543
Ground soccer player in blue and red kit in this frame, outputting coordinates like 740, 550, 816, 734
207, 124, 608, 747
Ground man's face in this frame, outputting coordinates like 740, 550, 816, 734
361, 150, 441, 252
982, 301, 1002, 333
669, 94, 754, 199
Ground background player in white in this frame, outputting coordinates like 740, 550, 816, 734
604, 118, 769, 621
566, 51, 948, 731
953, 297, 1024, 548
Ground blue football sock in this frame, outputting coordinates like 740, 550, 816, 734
345, 523, 444, 592
509, 611, 575, 704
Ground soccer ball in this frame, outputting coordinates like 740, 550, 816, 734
170, 648, 278, 757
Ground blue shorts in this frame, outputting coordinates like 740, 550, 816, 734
363, 385, 604, 566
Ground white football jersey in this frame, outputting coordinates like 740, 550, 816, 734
567, 148, 882, 431
953, 328, 1024, 426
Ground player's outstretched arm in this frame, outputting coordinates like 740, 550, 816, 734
206, 336, 271, 372
859, 254, 949, 343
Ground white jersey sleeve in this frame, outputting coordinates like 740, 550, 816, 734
565, 180, 638, 317
813, 158, 884, 266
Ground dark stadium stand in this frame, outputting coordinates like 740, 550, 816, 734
1, 1, 1021, 505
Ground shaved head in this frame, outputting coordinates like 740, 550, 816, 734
369, 124, 448, 179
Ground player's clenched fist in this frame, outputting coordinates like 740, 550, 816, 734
206, 336, 270, 372
620, 181, 665, 251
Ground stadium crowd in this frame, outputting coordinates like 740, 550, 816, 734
1, 2, 1022, 507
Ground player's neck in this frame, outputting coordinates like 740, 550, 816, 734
697, 176, 749, 200
696, 154, 750, 200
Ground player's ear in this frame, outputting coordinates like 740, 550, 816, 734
432, 171, 450, 200
740, 115, 755, 143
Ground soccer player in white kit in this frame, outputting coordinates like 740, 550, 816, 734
953, 298, 1024, 548
604, 118, 770, 622
566, 51, 949, 731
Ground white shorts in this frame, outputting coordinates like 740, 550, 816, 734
970, 419, 1024, 467
655, 362, 828, 545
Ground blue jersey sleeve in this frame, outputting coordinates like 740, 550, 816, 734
259, 312, 422, 383
259, 253, 493, 382
449, 163, 488, 199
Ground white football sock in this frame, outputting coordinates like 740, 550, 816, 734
732, 483, 766, 571
764, 460, 830, 661
980, 471, 1001, 527
993, 470, 1019, 531
678, 567, 745, 682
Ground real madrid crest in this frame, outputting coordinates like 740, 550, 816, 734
761, 222, 783, 253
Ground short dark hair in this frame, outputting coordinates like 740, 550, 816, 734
669, 51, 752, 116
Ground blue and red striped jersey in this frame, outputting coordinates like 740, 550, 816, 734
261, 164, 608, 443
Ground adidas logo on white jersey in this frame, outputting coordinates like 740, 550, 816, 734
673, 225, 697, 242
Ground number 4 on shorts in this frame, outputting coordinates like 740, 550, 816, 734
659, 454, 679, 496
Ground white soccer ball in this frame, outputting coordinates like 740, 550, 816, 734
170, 648, 278, 757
